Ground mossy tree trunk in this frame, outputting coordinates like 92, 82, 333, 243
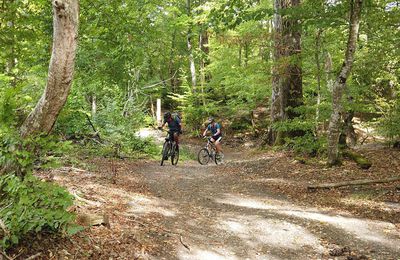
327, 0, 363, 166
268, 0, 303, 145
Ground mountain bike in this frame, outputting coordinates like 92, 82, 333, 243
160, 130, 179, 166
197, 137, 223, 165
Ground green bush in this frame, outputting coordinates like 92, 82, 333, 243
285, 133, 327, 156
376, 99, 400, 143
0, 174, 77, 249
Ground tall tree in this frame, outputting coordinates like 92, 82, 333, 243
186, 0, 197, 93
20, 0, 79, 137
327, 0, 363, 165
268, 0, 303, 145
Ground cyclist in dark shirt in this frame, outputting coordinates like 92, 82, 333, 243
159, 112, 182, 150
202, 117, 223, 157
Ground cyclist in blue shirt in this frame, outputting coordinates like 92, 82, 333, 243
159, 111, 182, 150
202, 117, 223, 157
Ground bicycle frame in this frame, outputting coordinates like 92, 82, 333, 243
161, 130, 179, 166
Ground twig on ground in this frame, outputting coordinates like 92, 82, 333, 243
0, 250, 12, 260
72, 192, 102, 207
179, 235, 190, 251
24, 252, 41, 260
0, 219, 9, 236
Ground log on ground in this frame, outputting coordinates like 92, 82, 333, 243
307, 177, 400, 191
342, 150, 372, 169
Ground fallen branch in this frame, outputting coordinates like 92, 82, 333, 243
72, 192, 102, 207
342, 150, 372, 169
0, 250, 12, 260
180, 235, 190, 251
25, 252, 42, 260
308, 177, 400, 191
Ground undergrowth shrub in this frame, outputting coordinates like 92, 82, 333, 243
0, 174, 77, 249
0, 128, 78, 250
285, 133, 327, 156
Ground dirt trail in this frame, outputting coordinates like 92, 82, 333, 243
130, 151, 400, 260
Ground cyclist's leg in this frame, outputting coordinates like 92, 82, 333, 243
215, 136, 223, 154
173, 131, 179, 150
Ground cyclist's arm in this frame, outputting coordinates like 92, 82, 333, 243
159, 121, 166, 129
212, 124, 221, 137
202, 129, 208, 137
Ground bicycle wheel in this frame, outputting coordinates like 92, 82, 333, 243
214, 152, 223, 165
197, 148, 210, 165
171, 144, 179, 165
160, 142, 169, 166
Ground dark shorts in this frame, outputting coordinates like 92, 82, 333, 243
169, 130, 180, 138
211, 134, 222, 142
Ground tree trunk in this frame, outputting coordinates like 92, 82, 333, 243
327, 0, 363, 166
268, 0, 303, 145
315, 29, 323, 126
168, 30, 177, 92
186, 0, 196, 93
238, 45, 242, 67
91, 95, 97, 118
20, 0, 79, 137
199, 30, 209, 106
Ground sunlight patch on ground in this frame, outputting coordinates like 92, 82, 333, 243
282, 210, 400, 249
214, 193, 400, 250
135, 127, 164, 142
341, 197, 400, 212
215, 194, 282, 210
127, 194, 178, 217
177, 246, 278, 260
178, 247, 238, 260
216, 215, 324, 252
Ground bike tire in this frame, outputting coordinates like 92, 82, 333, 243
214, 152, 223, 165
198, 148, 210, 165
161, 142, 169, 166
171, 144, 179, 165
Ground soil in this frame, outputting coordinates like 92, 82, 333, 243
4, 137, 400, 260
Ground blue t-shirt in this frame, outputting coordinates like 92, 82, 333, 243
207, 123, 221, 136
164, 116, 181, 131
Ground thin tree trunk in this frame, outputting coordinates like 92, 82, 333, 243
168, 30, 177, 92
315, 29, 323, 125
91, 95, 96, 118
238, 45, 242, 67
244, 42, 249, 67
186, 0, 196, 93
327, 0, 363, 166
199, 30, 208, 106
20, 0, 79, 137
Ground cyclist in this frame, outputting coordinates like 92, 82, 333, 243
158, 111, 182, 150
202, 117, 223, 158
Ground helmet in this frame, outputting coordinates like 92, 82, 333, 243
164, 111, 171, 119
208, 117, 215, 123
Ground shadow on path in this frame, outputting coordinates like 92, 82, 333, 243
130, 154, 400, 260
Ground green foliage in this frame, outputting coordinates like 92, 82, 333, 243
0, 126, 72, 175
285, 133, 327, 156
376, 98, 400, 142
0, 174, 76, 249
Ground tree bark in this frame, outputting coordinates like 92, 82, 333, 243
327, 0, 363, 166
268, 0, 303, 145
315, 29, 323, 125
199, 30, 209, 106
186, 0, 196, 93
20, 0, 79, 137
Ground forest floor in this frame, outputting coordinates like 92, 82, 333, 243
6, 135, 400, 260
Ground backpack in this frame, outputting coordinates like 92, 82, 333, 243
172, 112, 181, 123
